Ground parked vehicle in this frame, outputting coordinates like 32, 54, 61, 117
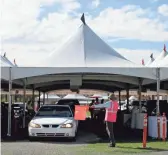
28, 105, 79, 141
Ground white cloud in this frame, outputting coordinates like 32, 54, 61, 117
88, 5, 168, 41
91, 0, 100, 9
58, 0, 81, 12
0, 1, 168, 66
158, 4, 168, 16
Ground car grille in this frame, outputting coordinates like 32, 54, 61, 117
42, 124, 59, 128
36, 133, 65, 137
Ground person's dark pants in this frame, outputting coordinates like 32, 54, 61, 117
89, 109, 94, 119
106, 121, 115, 145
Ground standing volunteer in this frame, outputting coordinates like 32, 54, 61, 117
91, 94, 119, 147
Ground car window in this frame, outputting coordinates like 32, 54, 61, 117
36, 106, 73, 117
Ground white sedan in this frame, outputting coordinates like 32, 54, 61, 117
28, 105, 78, 141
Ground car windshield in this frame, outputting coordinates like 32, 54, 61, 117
36, 106, 73, 117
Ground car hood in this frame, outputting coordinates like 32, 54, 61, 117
31, 117, 74, 125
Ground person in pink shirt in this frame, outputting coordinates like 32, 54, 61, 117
91, 94, 119, 147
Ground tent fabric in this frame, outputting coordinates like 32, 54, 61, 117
145, 56, 155, 66
149, 49, 167, 67
90, 94, 109, 100
38, 24, 140, 67
10, 67, 158, 80
1, 55, 15, 81
0, 55, 15, 67
38, 94, 60, 99
63, 94, 90, 100
158, 55, 168, 67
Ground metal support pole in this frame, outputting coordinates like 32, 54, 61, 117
32, 86, 35, 109
119, 90, 121, 110
138, 78, 142, 113
156, 68, 160, 115
38, 91, 41, 108
47, 93, 48, 104
126, 84, 129, 112
23, 78, 26, 128
43, 92, 45, 105
7, 67, 12, 136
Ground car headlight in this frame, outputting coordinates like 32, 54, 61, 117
29, 122, 41, 128
60, 123, 73, 128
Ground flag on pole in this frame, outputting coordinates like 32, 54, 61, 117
150, 53, 153, 59
150, 53, 154, 61
74, 105, 87, 120
163, 44, 166, 53
80, 13, 86, 25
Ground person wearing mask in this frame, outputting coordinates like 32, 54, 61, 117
91, 94, 119, 147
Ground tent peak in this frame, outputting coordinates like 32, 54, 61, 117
150, 53, 153, 59
3, 52, 6, 57
80, 13, 86, 25
163, 44, 166, 53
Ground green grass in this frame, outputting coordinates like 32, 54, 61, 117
70, 141, 168, 155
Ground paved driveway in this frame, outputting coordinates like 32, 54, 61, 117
2, 141, 168, 155
1, 131, 97, 155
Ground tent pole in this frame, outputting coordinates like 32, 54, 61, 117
119, 90, 121, 110
126, 84, 129, 112
32, 85, 35, 109
43, 92, 45, 105
156, 68, 160, 115
38, 91, 41, 108
138, 78, 142, 113
7, 67, 12, 136
47, 93, 48, 104
23, 78, 26, 128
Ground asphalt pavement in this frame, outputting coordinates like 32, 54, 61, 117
2, 140, 168, 155
1, 131, 98, 155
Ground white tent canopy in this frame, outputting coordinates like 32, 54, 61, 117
149, 46, 167, 67
1, 15, 160, 83
35, 94, 60, 104
90, 94, 109, 100
1, 55, 16, 81
158, 55, 168, 67
145, 54, 155, 66
0, 55, 15, 67
38, 22, 139, 67
63, 94, 91, 100
36, 94, 60, 99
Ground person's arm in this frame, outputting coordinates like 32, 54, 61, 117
93, 101, 111, 108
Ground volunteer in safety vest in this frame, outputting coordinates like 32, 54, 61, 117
91, 94, 119, 147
